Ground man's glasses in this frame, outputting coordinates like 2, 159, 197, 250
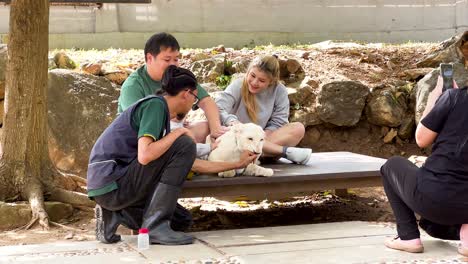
187, 90, 200, 110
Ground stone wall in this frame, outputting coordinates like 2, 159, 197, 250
0, 1, 467, 49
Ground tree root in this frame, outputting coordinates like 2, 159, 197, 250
27, 184, 50, 230
49, 188, 95, 208
50, 221, 83, 232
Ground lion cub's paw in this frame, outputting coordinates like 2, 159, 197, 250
218, 170, 236, 178
262, 168, 274, 177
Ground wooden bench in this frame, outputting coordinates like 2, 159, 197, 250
181, 152, 386, 198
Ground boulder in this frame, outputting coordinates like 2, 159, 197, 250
316, 81, 369, 127
287, 85, 316, 107
366, 89, 407, 127
416, 31, 467, 68
191, 52, 210, 62
398, 114, 415, 140
225, 57, 251, 75
289, 107, 322, 127
190, 55, 225, 83
415, 63, 468, 123
48, 56, 57, 70
301, 127, 321, 146
48, 69, 120, 176
398, 68, 433, 81
0, 202, 73, 230
81, 62, 103, 75
54, 52, 77, 69
278, 58, 305, 87
383, 128, 398, 143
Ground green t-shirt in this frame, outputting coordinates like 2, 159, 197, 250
131, 98, 167, 141
118, 65, 209, 113
88, 97, 168, 198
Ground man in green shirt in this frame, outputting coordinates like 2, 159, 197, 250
118, 32, 228, 142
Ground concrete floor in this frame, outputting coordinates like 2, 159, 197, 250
0, 221, 466, 264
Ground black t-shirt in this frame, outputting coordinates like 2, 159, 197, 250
420, 87, 468, 206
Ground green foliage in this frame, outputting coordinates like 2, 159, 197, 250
216, 75, 233, 90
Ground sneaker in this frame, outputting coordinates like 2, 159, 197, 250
285, 147, 312, 165
95, 204, 121, 244
384, 236, 424, 253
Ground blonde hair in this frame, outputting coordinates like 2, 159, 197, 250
241, 55, 280, 123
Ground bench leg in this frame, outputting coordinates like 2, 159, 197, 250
334, 188, 348, 197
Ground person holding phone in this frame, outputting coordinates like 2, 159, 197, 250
380, 76, 468, 256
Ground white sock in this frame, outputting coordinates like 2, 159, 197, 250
285, 147, 312, 165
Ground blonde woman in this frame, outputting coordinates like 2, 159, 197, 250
215, 55, 312, 164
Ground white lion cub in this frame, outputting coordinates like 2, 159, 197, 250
208, 123, 274, 178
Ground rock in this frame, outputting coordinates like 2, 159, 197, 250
48, 69, 120, 176
191, 52, 210, 62
398, 68, 433, 81
415, 62, 468, 123
416, 31, 467, 68
200, 82, 221, 93
316, 81, 369, 127
45, 202, 74, 222
54, 52, 77, 69
101, 65, 129, 85
226, 57, 250, 75
212, 45, 226, 53
81, 62, 102, 75
366, 89, 407, 127
278, 58, 305, 87
300, 51, 310, 59
300, 76, 319, 89
65, 232, 74, 240
190, 55, 225, 83
302, 127, 321, 145
287, 85, 316, 107
0, 201, 73, 230
380, 126, 390, 138
398, 115, 415, 140
289, 107, 323, 127
104, 71, 128, 85
383, 128, 398, 143
286, 59, 301, 74
0, 202, 30, 229
48, 56, 57, 69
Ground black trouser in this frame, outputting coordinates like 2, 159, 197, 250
94, 135, 196, 229
381, 156, 468, 240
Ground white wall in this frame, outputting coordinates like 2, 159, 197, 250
1, 0, 467, 49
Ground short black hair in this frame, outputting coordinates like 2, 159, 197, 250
144, 32, 180, 62
160, 65, 197, 96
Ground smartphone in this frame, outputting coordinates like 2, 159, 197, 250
440, 63, 454, 92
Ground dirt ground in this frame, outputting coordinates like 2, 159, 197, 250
0, 41, 437, 246
0, 187, 393, 246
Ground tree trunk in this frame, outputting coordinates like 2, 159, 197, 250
0, 0, 51, 228
0, 0, 93, 230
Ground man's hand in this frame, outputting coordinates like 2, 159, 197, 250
210, 125, 230, 139
236, 150, 258, 169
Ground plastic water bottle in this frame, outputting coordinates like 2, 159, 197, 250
138, 228, 149, 250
